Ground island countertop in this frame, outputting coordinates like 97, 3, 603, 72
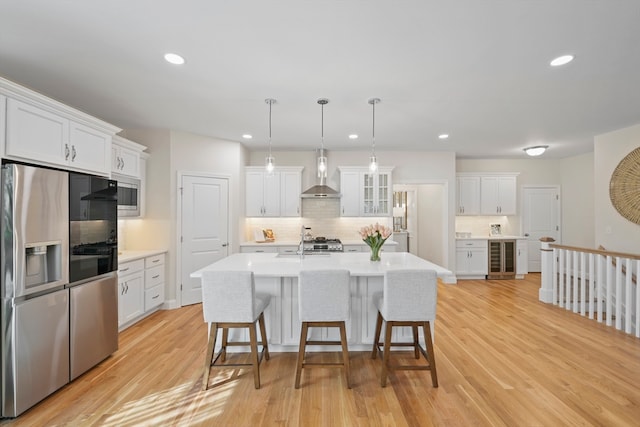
191, 252, 453, 351
191, 252, 454, 283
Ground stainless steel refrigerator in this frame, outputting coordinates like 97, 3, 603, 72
1, 163, 70, 417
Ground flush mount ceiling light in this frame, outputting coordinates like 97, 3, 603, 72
164, 53, 185, 65
317, 98, 329, 179
523, 145, 548, 156
348, 134, 358, 140
438, 134, 449, 140
368, 98, 380, 173
550, 54, 574, 67
242, 134, 252, 139
265, 98, 276, 174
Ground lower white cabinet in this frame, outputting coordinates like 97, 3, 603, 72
118, 259, 145, 327
516, 239, 529, 277
220, 275, 425, 352
144, 253, 165, 311
456, 239, 488, 279
118, 252, 166, 330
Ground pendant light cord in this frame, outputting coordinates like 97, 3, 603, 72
371, 99, 376, 157
268, 99, 273, 157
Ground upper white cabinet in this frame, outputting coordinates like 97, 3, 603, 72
111, 135, 145, 178
456, 176, 480, 215
339, 166, 394, 217
245, 166, 302, 217
456, 173, 518, 216
1, 77, 120, 175
480, 175, 517, 215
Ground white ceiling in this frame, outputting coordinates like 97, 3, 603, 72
1, 1, 639, 159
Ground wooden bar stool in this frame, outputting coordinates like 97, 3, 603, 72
371, 269, 438, 387
201, 270, 270, 390
295, 269, 351, 389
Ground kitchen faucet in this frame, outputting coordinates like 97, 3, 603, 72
299, 225, 310, 258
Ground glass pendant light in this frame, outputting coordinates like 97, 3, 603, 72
368, 98, 380, 173
265, 98, 276, 175
317, 98, 329, 179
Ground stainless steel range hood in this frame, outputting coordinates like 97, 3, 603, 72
301, 148, 340, 198
301, 183, 340, 198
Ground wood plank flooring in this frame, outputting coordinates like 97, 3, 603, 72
2, 274, 640, 426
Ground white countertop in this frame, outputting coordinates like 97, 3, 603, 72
191, 252, 454, 283
118, 249, 167, 264
456, 235, 526, 240
239, 239, 398, 246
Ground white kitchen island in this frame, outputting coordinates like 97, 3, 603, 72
191, 252, 454, 352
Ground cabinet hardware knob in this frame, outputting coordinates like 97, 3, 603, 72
71, 145, 77, 161
152, 275, 160, 279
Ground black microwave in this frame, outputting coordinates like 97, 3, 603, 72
115, 174, 141, 217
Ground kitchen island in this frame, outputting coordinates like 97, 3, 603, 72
191, 252, 453, 352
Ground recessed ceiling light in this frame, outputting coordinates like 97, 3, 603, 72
242, 134, 252, 139
550, 55, 574, 67
164, 53, 185, 65
348, 134, 358, 140
438, 134, 449, 140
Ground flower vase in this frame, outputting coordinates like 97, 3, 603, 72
370, 244, 382, 262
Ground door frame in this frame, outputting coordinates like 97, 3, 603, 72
175, 171, 231, 308
393, 179, 450, 269
520, 185, 561, 271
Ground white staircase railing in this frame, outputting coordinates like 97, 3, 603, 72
539, 238, 640, 337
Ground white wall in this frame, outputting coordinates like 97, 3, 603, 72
248, 149, 457, 268
120, 128, 248, 306
560, 152, 595, 248
594, 124, 640, 253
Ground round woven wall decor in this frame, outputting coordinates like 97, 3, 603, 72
609, 146, 640, 225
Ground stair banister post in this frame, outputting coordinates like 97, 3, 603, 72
539, 237, 556, 303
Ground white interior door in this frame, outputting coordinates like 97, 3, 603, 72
180, 174, 229, 306
522, 186, 560, 272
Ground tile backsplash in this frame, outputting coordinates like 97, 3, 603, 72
245, 199, 392, 242
455, 216, 516, 237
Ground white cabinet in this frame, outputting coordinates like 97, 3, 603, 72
516, 239, 528, 277
339, 170, 361, 217
118, 252, 166, 330
118, 259, 145, 328
69, 121, 112, 174
339, 166, 393, 217
455, 239, 488, 279
111, 135, 145, 178
245, 167, 302, 217
5, 98, 112, 175
0, 95, 7, 157
343, 244, 363, 253
456, 176, 480, 215
280, 169, 302, 217
480, 176, 517, 215
240, 245, 278, 253
144, 253, 165, 311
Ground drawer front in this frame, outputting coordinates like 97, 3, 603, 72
455, 239, 487, 249
277, 246, 299, 255
118, 259, 144, 275
144, 284, 164, 311
145, 253, 165, 269
343, 245, 363, 253
240, 246, 278, 253
145, 265, 164, 289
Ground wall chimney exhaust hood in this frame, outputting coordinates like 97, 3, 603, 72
301, 148, 341, 198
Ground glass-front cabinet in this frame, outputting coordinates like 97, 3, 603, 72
362, 170, 391, 215
340, 166, 393, 217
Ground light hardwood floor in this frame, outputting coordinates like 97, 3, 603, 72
2, 274, 639, 426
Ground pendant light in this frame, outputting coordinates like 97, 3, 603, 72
317, 98, 329, 179
368, 98, 380, 173
265, 98, 276, 174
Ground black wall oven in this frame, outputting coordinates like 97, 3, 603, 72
69, 172, 118, 284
